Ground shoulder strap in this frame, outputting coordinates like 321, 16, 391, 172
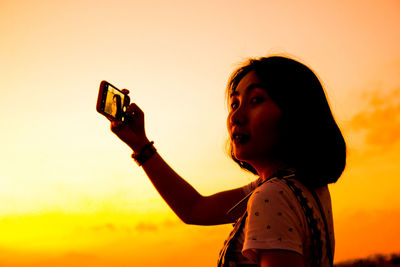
282, 176, 333, 267
305, 184, 334, 267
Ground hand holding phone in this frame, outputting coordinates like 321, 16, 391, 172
96, 80, 149, 152
96, 80, 131, 122
111, 102, 150, 153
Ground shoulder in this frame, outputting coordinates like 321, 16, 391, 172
247, 177, 299, 211
242, 177, 306, 260
245, 177, 306, 236
248, 176, 332, 213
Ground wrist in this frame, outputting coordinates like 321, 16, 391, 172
129, 138, 150, 154
131, 140, 156, 166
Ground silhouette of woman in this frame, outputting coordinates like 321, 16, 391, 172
110, 55, 346, 267
111, 94, 122, 121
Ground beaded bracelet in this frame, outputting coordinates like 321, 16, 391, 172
131, 141, 157, 166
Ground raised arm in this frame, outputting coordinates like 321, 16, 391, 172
110, 97, 249, 225
139, 149, 249, 225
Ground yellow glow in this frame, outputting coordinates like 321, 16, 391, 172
1, 0, 400, 265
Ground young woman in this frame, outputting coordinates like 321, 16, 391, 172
109, 55, 346, 267
111, 94, 122, 121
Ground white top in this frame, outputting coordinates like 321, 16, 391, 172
236, 176, 335, 266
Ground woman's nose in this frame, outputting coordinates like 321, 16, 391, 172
230, 105, 247, 126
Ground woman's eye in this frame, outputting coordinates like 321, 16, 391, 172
250, 96, 263, 104
230, 97, 263, 110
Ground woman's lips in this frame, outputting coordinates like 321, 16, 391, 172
233, 134, 250, 144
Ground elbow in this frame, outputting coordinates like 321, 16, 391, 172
182, 218, 206, 225
182, 218, 196, 225
181, 215, 212, 226
178, 215, 191, 225
173, 216, 193, 225
179, 198, 206, 225
179, 213, 200, 225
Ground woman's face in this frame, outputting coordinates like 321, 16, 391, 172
111, 96, 118, 116
227, 70, 283, 164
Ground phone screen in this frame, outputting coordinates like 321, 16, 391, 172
104, 84, 126, 120
97, 80, 130, 121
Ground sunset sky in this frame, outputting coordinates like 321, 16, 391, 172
1, 0, 400, 266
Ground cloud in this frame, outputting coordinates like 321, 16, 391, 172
135, 221, 158, 232
90, 217, 180, 234
346, 87, 400, 148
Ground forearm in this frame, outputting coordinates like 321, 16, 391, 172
138, 149, 203, 224
110, 103, 203, 224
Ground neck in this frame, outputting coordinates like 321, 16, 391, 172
251, 158, 289, 182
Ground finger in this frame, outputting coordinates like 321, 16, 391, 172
126, 103, 137, 115
121, 89, 130, 94
110, 120, 123, 132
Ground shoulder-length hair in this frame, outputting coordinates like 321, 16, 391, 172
112, 94, 122, 120
224, 55, 347, 188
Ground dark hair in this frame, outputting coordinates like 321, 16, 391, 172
224, 55, 347, 188
112, 94, 122, 120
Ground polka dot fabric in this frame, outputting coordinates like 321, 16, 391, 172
240, 176, 335, 266
242, 177, 305, 261
218, 169, 335, 267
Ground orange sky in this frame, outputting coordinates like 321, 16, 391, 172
1, 0, 400, 265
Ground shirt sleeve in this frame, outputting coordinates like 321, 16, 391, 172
241, 179, 304, 262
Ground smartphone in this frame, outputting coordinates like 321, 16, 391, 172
96, 80, 130, 121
